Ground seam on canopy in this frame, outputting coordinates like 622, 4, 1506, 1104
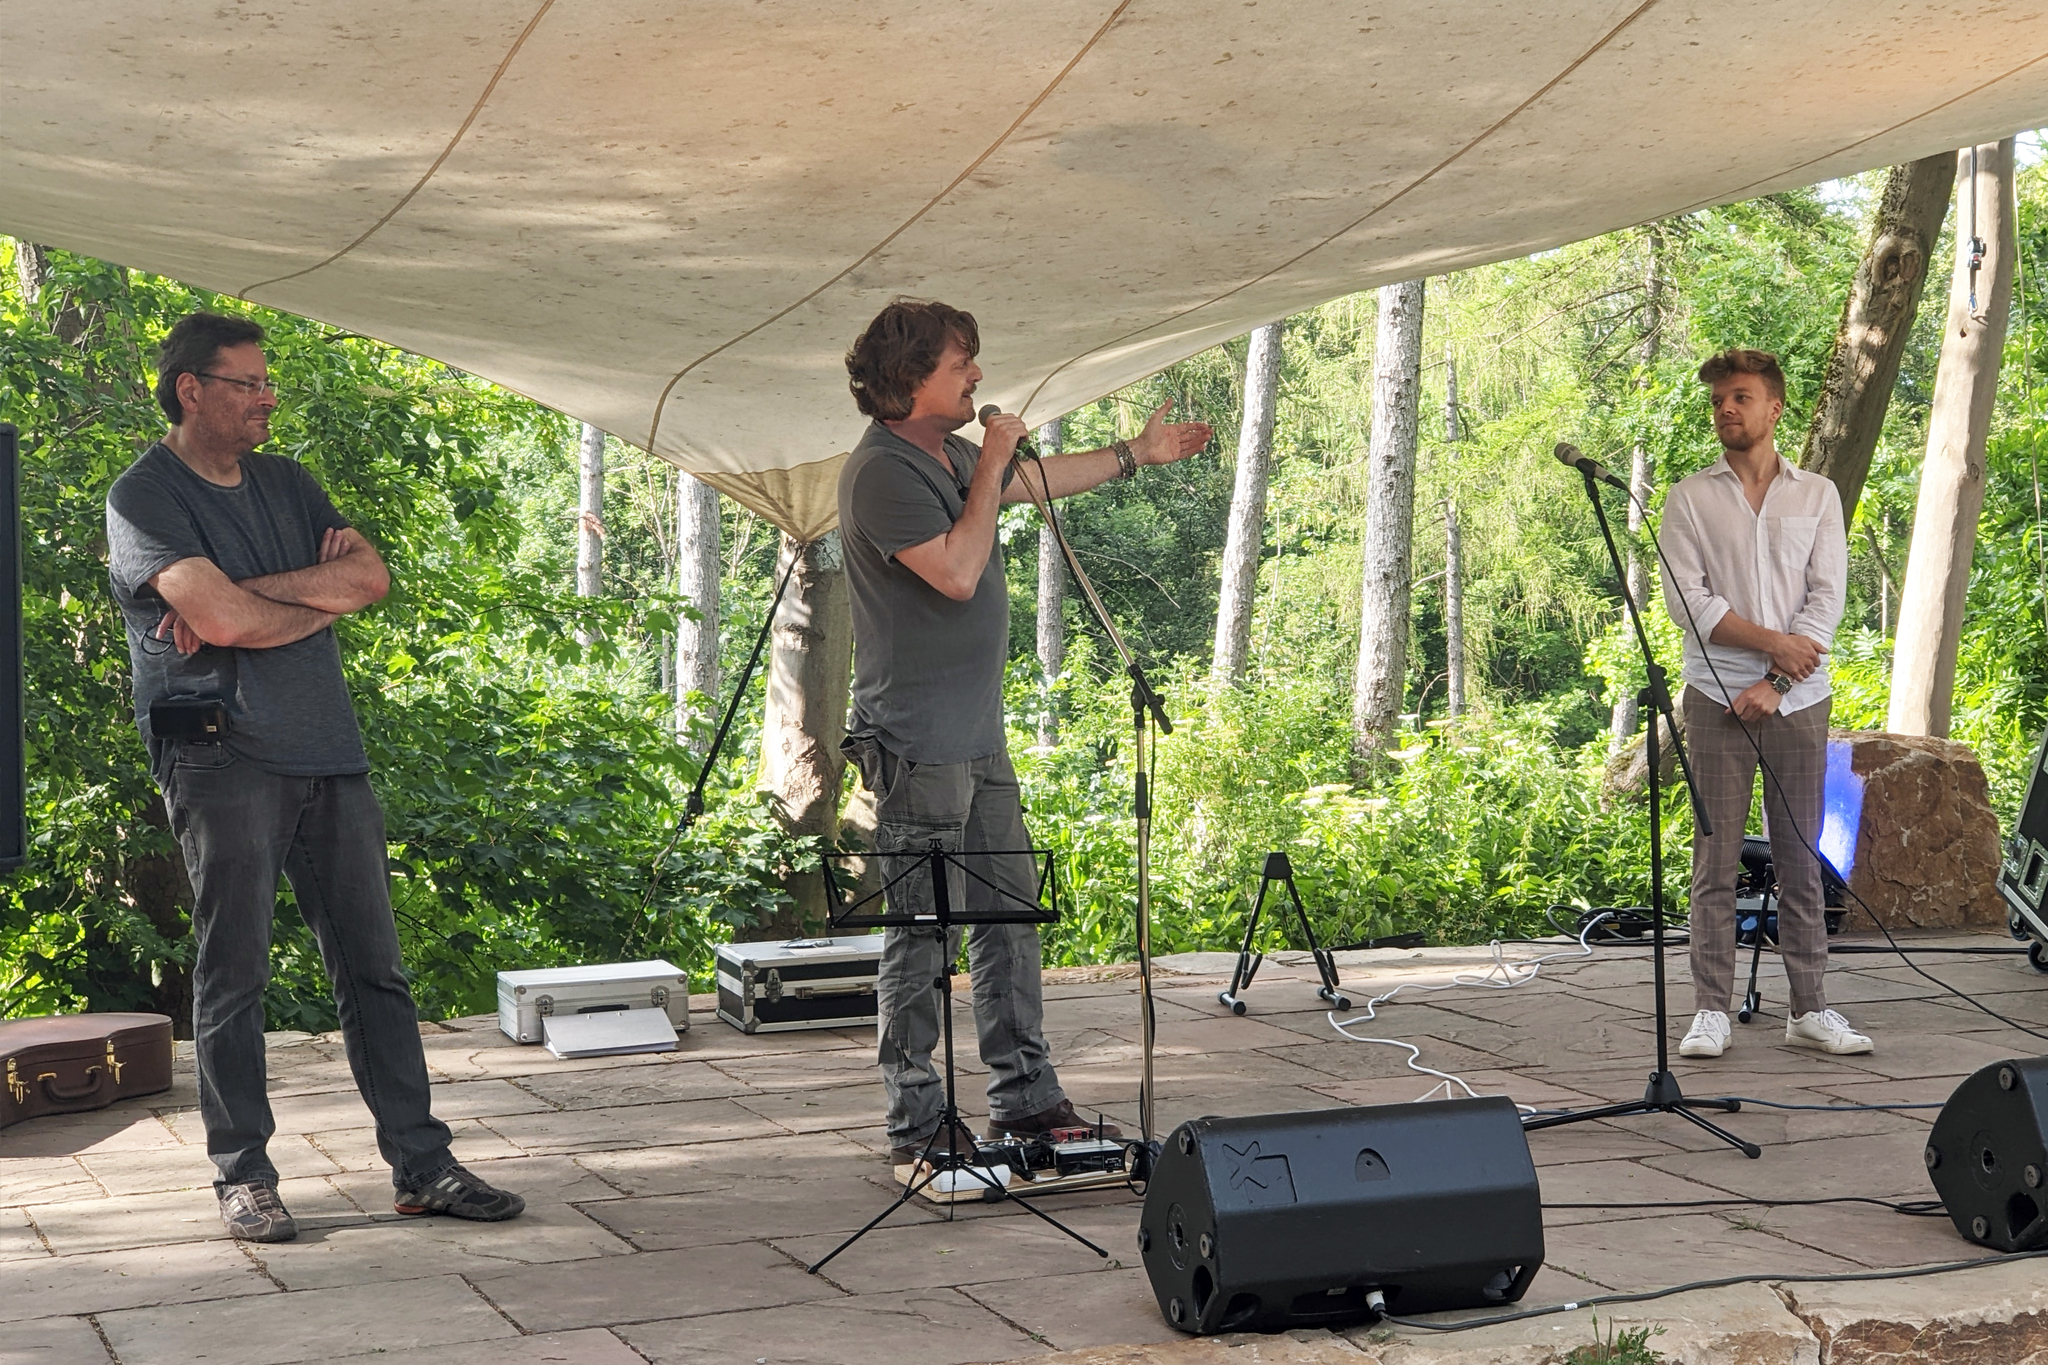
1673, 49, 2048, 215
238, 0, 559, 297
1017, 0, 1663, 418
642, 0, 1137, 454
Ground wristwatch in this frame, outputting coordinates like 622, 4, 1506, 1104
1764, 671, 1793, 695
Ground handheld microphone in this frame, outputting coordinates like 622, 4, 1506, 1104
1554, 442, 1630, 494
979, 405, 1040, 462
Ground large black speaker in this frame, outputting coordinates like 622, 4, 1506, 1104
1925, 1057, 2048, 1252
1999, 728, 2048, 971
0, 423, 21, 871
1138, 1097, 1543, 1333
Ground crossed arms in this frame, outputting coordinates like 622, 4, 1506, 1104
151, 527, 389, 654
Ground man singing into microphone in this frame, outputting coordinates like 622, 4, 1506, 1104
1660, 348, 1866, 1060
838, 299, 1211, 1166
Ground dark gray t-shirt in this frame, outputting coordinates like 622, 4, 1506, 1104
839, 421, 1011, 765
105, 443, 369, 776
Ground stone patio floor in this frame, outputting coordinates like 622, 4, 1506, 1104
5, 931, 2047, 1365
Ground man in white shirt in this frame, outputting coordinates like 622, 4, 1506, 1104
1659, 348, 1871, 1059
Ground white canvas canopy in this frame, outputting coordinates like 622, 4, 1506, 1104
4, 2, 2043, 537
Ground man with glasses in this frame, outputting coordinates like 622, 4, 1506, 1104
104, 312, 523, 1242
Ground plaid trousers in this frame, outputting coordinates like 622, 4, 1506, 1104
1682, 687, 1833, 1016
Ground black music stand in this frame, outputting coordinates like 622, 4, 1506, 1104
803, 841, 1107, 1275
1521, 460, 1759, 1159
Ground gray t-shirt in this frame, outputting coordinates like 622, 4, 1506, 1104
839, 421, 1011, 765
106, 443, 369, 776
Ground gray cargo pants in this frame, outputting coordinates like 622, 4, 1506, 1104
1683, 688, 1833, 1017
158, 742, 455, 1193
843, 734, 1065, 1147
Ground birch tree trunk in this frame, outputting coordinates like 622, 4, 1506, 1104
573, 422, 605, 644
675, 470, 721, 740
1212, 321, 1283, 685
755, 531, 853, 939
1351, 279, 1424, 766
13, 240, 47, 303
1890, 139, 2017, 738
1441, 342, 1467, 719
1801, 153, 1956, 525
1609, 237, 1665, 755
1033, 418, 1066, 748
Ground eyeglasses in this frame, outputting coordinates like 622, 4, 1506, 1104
196, 372, 278, 397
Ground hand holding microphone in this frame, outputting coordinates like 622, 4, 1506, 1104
978, 405, 1037, 465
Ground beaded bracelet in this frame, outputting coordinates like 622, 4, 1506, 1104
1112, 439, 1137, 479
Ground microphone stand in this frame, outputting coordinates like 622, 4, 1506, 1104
1014, 442, 1169, 1158
1521, 464, 1760, 1159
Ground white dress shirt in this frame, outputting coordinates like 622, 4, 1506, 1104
1658, 453, 1847, 715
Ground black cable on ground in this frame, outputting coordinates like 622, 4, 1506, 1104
1543, 1195, 1945, 1215
1722, 1095, 1945, 1112
1376, 1248, 2048, 1333
1828, 943, 2031, 955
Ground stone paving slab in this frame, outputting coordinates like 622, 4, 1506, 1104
473, 1238, 842, 1333
343, 1329, 650, 1365
242, 1199, 633, 1290
6, 931, 2042, 1365
97, 1272, 517, 1365
0, 1238, 274, 1323
2, 1313, 115, 1365
618, 1287, 1043, 1365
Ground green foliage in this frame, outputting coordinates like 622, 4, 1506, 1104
0, 244, 796, 1026
1565, 1316, 1666, 1365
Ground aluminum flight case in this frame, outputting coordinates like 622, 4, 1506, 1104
715, 934, 885, 1033
496, 960, 690, 1044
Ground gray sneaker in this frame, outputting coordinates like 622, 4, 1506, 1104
218, 1181, 297, 1243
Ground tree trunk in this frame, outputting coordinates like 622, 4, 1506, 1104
1351, 279, 1425, 765
573, 422, 605, 644
13, 239, 48, 304
1033, 418, 1066, 748
1609, 236, 1666, 755
1212, 321, 1283, 685
754, 531, 852, 940
1890, 139, 2017, 738
674, 470, 721, 740
1441, 342, 1467, 719
1801, 153, 1957, 525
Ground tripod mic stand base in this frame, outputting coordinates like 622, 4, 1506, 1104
1523, 1070, 1760, 1159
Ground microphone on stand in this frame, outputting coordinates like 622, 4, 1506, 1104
979, 405, 1041, 462
1554, 442, 1631, 494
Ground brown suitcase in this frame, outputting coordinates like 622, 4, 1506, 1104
0, 1013, 174, 1129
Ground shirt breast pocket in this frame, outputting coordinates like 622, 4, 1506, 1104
1771, 515, 1820, 564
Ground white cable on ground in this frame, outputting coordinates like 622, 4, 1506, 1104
1327, 914, 1610, 1113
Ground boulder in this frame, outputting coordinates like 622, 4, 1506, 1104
1834, 730, 2006, 931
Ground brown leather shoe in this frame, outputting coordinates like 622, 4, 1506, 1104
986, 1099, 1123, 1142
889, 1116, 982, 1167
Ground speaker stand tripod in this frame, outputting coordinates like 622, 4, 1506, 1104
806, 843, 1108, 1275
1522, 462, 1759, 1160
1219, 851, 1352, 1014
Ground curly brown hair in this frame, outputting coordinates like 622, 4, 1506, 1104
1696, 348, 1786, 403
845, 300, 979, 421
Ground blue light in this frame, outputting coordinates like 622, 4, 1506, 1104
1818, 739, 1863, 881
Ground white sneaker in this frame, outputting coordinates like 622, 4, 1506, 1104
1679, 1010, 1732, 1058
1785, 1008, 1873, 1055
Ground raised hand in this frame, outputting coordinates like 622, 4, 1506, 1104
1134, 400, 1214, 467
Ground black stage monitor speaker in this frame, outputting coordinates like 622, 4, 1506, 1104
1138, 1097, 1543, 1333
1998, 728, 2048, 968
0, 423, 21, 870
1925, 1056, 2048, 1252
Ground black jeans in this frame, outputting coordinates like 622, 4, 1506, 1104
159, 743, 453, 1192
